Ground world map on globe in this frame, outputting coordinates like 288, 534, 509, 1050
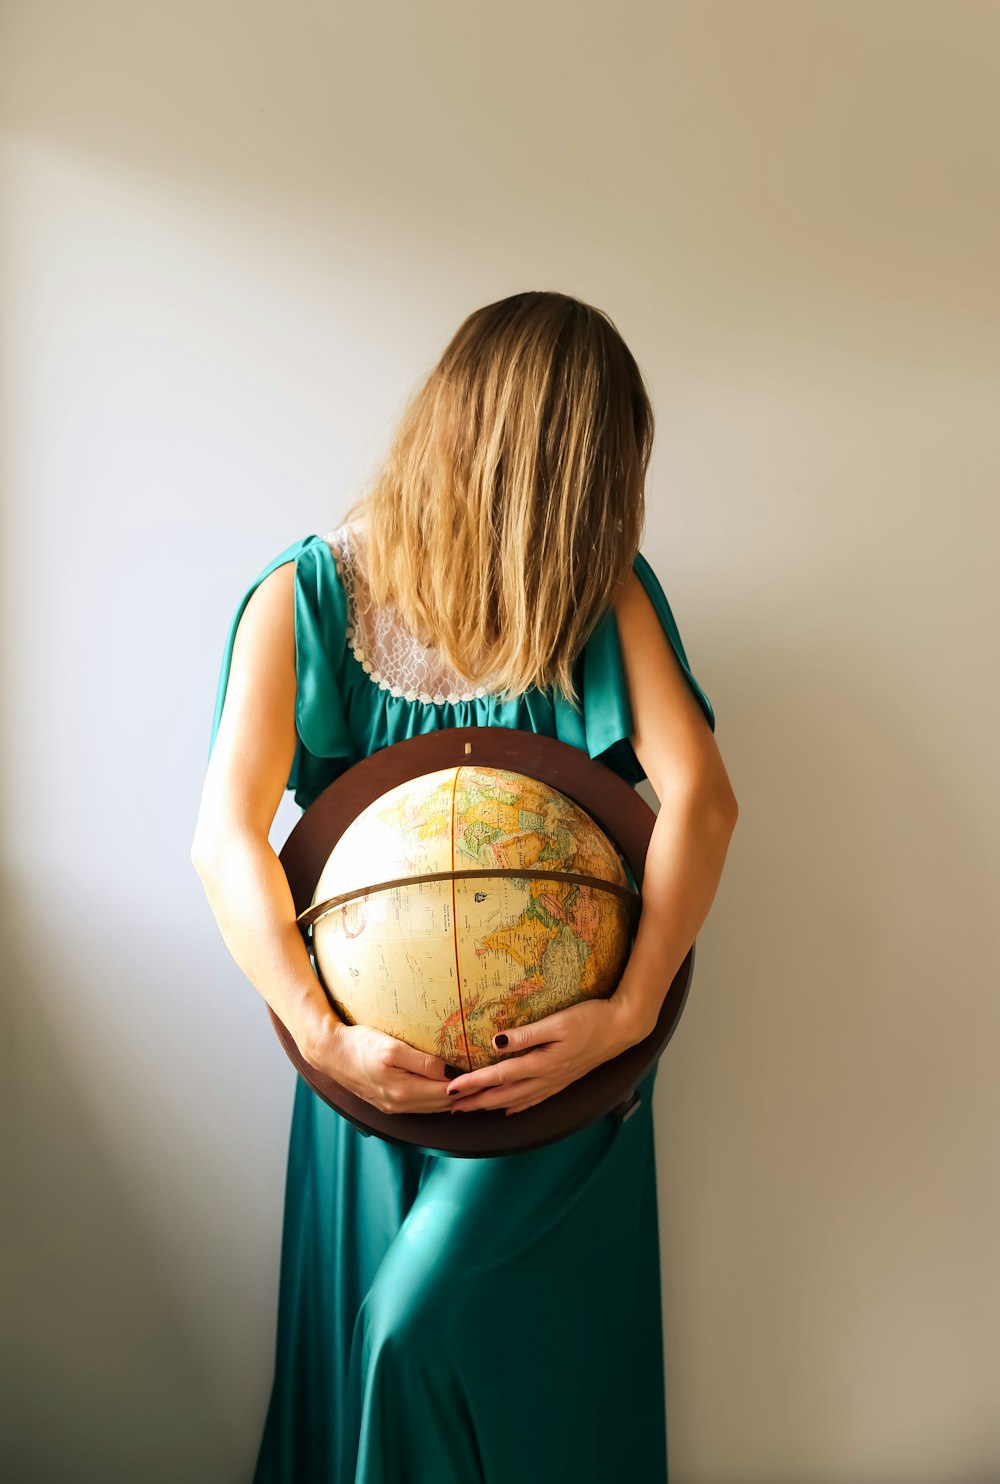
308, 764, 636, 1072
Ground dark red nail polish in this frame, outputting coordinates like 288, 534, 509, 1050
494, 1033, 509, 1049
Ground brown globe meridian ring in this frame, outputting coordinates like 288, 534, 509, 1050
273, 726, 697, 1158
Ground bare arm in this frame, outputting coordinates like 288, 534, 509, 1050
607, 571, 739, 1046
440, 578, 738, 1114
190, 561, 341, 1065
191, 561, 457, 1114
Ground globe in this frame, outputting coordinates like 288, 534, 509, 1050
306, 763, 638, 1073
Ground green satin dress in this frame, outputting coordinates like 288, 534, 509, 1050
207, 534, 715, 1484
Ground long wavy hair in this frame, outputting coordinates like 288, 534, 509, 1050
340, 290, 653, 707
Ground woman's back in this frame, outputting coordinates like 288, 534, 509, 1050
208, 515, 715, 817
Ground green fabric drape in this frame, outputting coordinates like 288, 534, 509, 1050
206, 535, 715, 1483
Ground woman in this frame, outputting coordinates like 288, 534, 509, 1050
192, 290, 738, 1483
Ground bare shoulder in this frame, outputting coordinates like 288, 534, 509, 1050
194, 560, 298, 844
240, 557, 296, 636
613, 570, 735, 806
225, 558, 297, 744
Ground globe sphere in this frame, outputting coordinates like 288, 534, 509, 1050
308, 764, 636, 1072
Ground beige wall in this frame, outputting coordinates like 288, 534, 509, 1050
2, 3, 997, 1481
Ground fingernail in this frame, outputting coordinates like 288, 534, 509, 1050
494, 1033, 508, 1049
448, 1085, 461, 1096
445, 1065, 461, 1079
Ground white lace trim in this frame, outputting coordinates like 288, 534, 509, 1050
322, 520, 501, 705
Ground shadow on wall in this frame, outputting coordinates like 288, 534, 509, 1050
654, 612, 998, 1480
4, 869, 292, 1484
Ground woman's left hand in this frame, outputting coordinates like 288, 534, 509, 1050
446, 997, 639, 1116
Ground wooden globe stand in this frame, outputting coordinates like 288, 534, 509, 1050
274, 727, 697, 1157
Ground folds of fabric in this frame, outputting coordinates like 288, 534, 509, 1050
253, 1065, 667, 1484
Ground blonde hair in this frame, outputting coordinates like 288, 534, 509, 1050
341, 290, 653, 707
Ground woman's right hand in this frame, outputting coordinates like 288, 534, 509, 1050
300, 1014, 458, 1115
